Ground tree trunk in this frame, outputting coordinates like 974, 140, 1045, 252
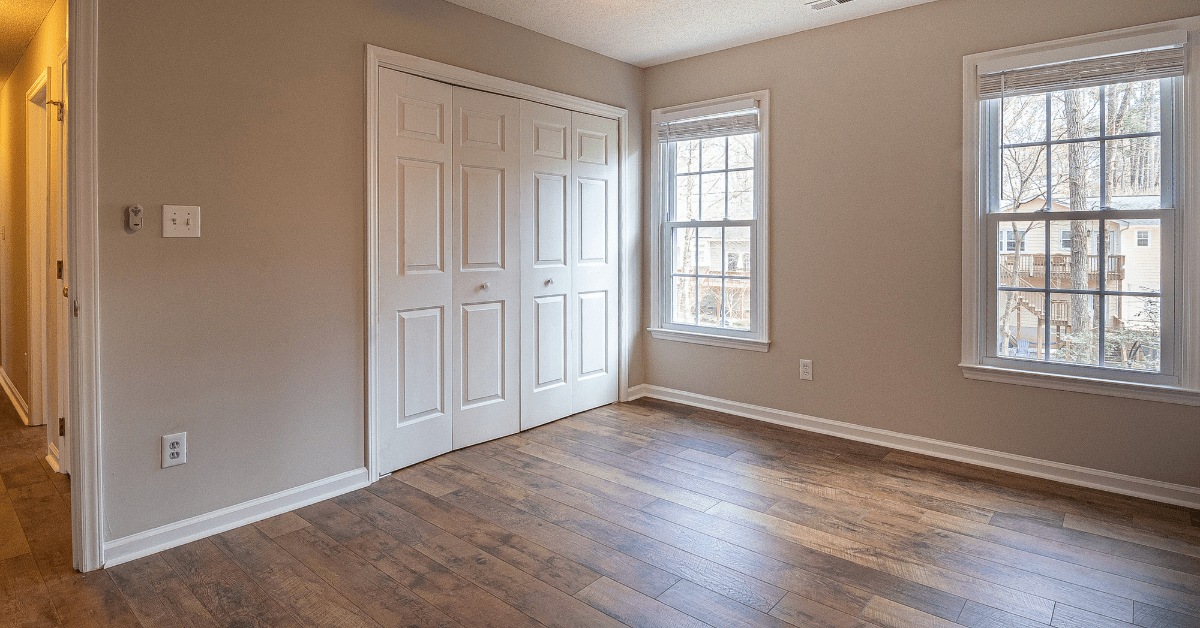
1064, 91, 1093, 339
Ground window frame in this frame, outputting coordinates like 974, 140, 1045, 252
649, 91, 771, 352
961, 18, 1200, 406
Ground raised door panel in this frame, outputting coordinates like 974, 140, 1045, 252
461, 166, 504, 269
536, 173, 567, 266
399, 308, 443, 420
534, 295, 567, 388
578, 291, 608, 378
453, 86, 522, 447
520, 101, 575, 430
376, 69, 454, 473
461, 302, 505, 407
399, 159, 443, 274
577, 178, 608, 264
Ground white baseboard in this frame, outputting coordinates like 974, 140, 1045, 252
45, 441, 62, 474
627, 384, 1200, 510
0, 367, 31, 426
102, 467, 371, 568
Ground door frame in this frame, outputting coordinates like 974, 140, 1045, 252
66, 0, 104, 572
25, 69, 50, 430
364, 45, 635, 482
47, 42, 71, 475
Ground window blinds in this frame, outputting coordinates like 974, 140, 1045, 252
656, 110, 759, 142
978, 45, 1186, 99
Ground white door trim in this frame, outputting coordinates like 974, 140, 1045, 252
365, 45, 634, 482
26, 68, 50, 429
67, 0, 104, 572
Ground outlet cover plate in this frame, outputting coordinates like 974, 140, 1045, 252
162, 432, 187, 468
162, 205, 201, 238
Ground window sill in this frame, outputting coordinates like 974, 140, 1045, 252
648, 327, 770, 352
960, 363, 1200, 407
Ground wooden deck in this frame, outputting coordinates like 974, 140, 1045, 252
2, 395, 1199, 627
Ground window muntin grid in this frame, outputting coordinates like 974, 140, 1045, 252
986, 79, 1173, 374
665, 134, 757, 331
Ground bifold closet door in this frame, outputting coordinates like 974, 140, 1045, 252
520, 104, 619, 430
569, 112, 619, 413
376, 69, 455, 472
451, 86, 522, 448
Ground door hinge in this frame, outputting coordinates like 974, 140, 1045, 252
47, 100, 64, 121
57, 260, 63, 279
73, 298, 79, 317
59, 418, 65, 437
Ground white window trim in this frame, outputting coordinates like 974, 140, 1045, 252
961, 17, 1200, 407
649, 90, 770, 352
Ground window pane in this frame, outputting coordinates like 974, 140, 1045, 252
701, 173, 726, 220
1048, 220, 1100, 291
997, 290, 1044, 360
1050, 87, 1101, 140
675, 174, 700, 220
1114, 219, 1160, 294
701, 137, 726, 172
729, 134, 754, 169
724, 279, 751, 329
998, 221, 1042, 289
1000, 146, 1047, 211
1106, 136, 1161, 205
697, 227, 722, 275
725, 227, 751, 277
727, 169, 754, 219
673, 227, 696, 274
1106, 80, 1160, 135
675, 140, 700, 174
1105, 295, 1160, 372
1050, 141, 1101, 210
1002, 93, 1048, 145
1049, 293, 1099, 366
672, 276, 697, 325
698, 278, 722, 327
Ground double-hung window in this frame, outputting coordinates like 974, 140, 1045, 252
963, 20, 1200, 404
649, 92, 770, 351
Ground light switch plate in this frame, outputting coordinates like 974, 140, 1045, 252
162, 205, 201, 237
162, 432, 186, 468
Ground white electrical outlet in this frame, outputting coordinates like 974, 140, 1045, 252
799, 359, 813, 381
162, 432, 187, 468
162, 205, 201, 237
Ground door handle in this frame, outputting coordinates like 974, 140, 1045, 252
480, 282, 490, 291
545, 278, 554, 286
63, 285, 69, 297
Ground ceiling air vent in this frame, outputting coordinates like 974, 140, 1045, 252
807, 0, 852, 9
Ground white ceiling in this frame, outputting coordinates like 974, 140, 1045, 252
0, 0, 56, 88
443, 0, 941, 67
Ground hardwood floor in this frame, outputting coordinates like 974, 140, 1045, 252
3, 396, 1199, 627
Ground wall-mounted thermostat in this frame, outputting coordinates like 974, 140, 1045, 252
163, 205, 201, 238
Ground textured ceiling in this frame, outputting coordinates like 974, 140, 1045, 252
443, 0, 941, 67
0, 0, 56, 88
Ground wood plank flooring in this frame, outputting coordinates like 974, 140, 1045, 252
3, 395, 1199, 627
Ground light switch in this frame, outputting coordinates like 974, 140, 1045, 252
162, 205, 201, 238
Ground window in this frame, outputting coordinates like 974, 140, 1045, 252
963, 20, 1200, 405
1002, 230, 1027, 252
649, 92, 770, 351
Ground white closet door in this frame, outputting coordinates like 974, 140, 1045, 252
519, 102, 575, 430
376, 69, 454, 473
452, 86, 522, 448
571, 112, 619, 413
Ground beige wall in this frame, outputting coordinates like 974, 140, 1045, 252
0, 0, 67, 404
98, 0, 644, 540
643, 0, 1200, 488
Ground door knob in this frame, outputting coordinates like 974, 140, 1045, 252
545, 278, 554, 286
481, 282, 490, 291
